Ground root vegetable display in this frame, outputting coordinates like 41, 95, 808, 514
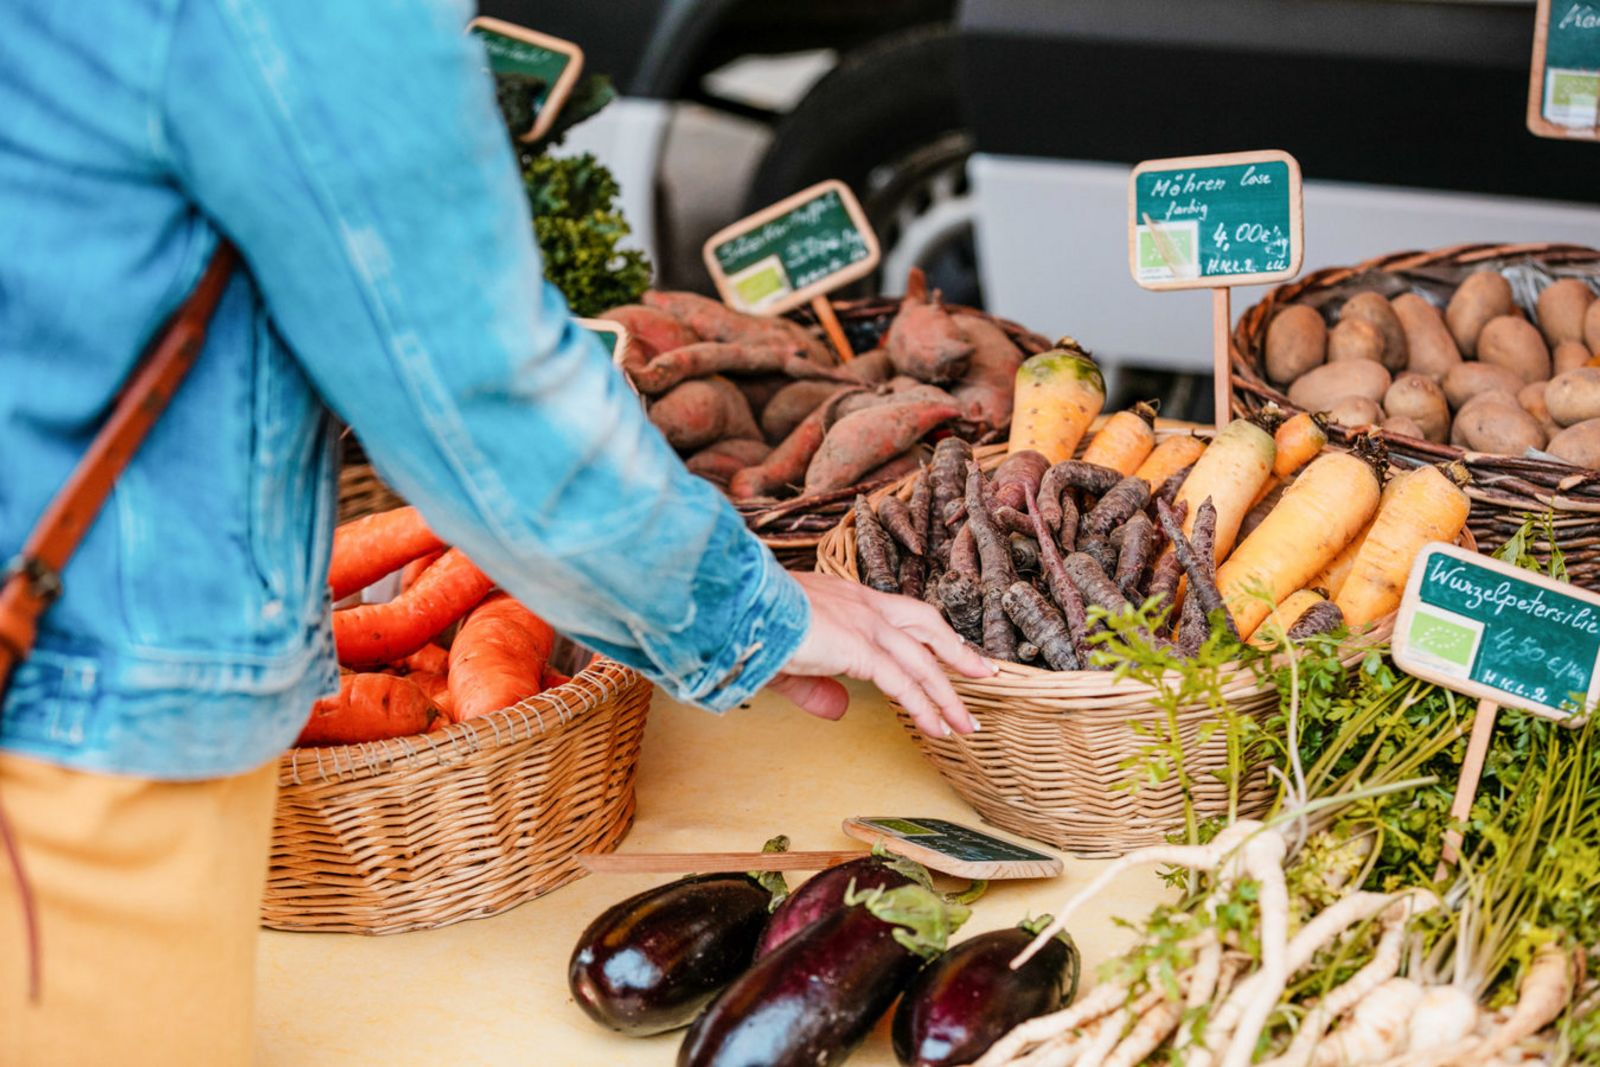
1334, 464, 1469, 626
805, 401, 961, 494
332, 548, 494, 668
1136, 434, 1207, 490
686, 438, 773, 485
643, 289, 831, 364
1446, 271, 1515, 357
328, 506, 447, 602
1390, 292, 1462, 383
1266, 304, 1328, 385
855, 496, 902, 594
1536, 278, 1595, 347
295, 673, 442, 746
1080, 400, 1157, 474
759, 380, 846, 443
447, 593, 557, 721
1174, 418, 1277, 564
1328, 317, 1387, 365
1008, 338, 1106, 464
1340, 291, 1409, 372
950, 313, 1024, 430
886, 267, 975, 384
633, 342, 854, 396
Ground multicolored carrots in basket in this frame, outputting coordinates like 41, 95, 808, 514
327, 506, 447, 601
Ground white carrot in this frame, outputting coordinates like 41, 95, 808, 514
1103, 998, 1186, 1067
1219, 831, 1291, 1067
974, 985, 1127, 1066
1312, 977, 1424, 1066
1382, 944, 1573, 1067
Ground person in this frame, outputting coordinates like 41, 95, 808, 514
0, 2, 987, 1062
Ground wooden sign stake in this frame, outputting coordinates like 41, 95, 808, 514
810, 295, 855, 362
1435, 697, 1501, 878
1212, 287, 1233, 430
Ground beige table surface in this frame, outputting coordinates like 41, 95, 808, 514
256, 680, 1173, 1066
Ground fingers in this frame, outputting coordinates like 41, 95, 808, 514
865, 654, 950, 738
876, 626, 978, 737
767, 674, 850, 721
873, 589, 995, 680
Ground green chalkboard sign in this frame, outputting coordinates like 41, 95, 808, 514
1393, 543, 1600, 720
842, 816, 1061, 880
702, 179, 881, 316
469, 17, 584, 142
1128, 150, 1303, 291
1529, 0, 1600, 138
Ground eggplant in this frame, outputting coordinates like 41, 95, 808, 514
679, 884, 969, 1067
568, 873, 774, 1036
756, 853, 928, 958
891, 919, 1081, 1067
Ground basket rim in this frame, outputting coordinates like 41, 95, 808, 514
279, 657, 647, 786
1229, 241, 1600, 498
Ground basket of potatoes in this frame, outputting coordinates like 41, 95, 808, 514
1231, 241, 1600, 585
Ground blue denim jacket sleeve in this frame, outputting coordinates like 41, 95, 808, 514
158, 0, 807, 710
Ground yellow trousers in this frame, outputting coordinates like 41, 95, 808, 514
0, 752, 278, 1066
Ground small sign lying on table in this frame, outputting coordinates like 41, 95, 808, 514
469, 16, 584, 143
1528, 0, 1600, 140
841, 817, 1062, 881
1393, 542, 1600, 720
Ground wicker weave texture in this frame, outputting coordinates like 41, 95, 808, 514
817, 441, 1391, 857
1230, 241, 1600, 580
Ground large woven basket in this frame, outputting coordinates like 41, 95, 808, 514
1231, 242, 1600, 584
735, 296, 1049, 570
265, 477, 652, 934
816, 440, 1396, 857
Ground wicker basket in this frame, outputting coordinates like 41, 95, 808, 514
815, 441, 1396, 857
736, 296, 1050, 570
1230, 242, 1600, 583
264, 480, 652, 934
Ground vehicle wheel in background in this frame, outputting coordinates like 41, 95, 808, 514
744, 26, 981, 307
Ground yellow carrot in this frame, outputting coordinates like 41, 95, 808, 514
1174, 419, 1277, 565
1273, 412, 1329, 478
1311, 517, 1375, 600
1135, 434, 1206, 491
1335, 464, 1470, 626
1248, 589, 1327, 649
1216, 452, 1381, 639
1082, 400, 1158, 475
1008, 338, 1106, 464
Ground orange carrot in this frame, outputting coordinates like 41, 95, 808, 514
1081, 401, 1158, 475
540, 665, 573, 689
399, 549, 445, 592
407, 670, 454, 720
295, 673, 441, 746
1135, 434, 1206, 491
333, 549, 493, 668
327, 506, 447, 601
448, 593, 557, 721
400, 643, 449, 675
1273, 411, 1329, 478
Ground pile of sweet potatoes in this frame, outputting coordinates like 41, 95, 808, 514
604, 268, 1028, 502
298, 507, 569, 747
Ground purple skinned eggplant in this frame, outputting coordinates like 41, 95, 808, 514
756, 853, 930, 958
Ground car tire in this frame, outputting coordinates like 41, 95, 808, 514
744, 26, 980, 305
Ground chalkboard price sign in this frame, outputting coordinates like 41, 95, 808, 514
841, 816, 1062, 880
1128, 150, 1304, 291
1394, 543, 1600, 720
468, 17, 584, 143
1529, 0, 1600, 139
702, 180, 880, 317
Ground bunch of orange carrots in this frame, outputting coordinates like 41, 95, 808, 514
295, 507, 566, 747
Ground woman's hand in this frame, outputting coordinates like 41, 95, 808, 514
767, 572, 993, 737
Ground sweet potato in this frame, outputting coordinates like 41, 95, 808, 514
834, 382, 961, 419
841, 347, 893, 384
599, 305, 698, 359
685, 438, 773, 484
991, 449, 1051, 511
448, 593, 557, 721
642, 290, 832, 364
885, 267, 974, 383
296, 673, 441, 746
648, 376, 762, 451
804, 400, 961, 494
762, 381, 852, 442
735, 373, 791, 419
728, 390, 859, 499
631, 342, 854, 395
860, 447, 924, 485
950, 312, 1023, 429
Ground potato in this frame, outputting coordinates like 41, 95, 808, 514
1327, 318, 1386, 364
1441, 362, 1526, 410
1476, 315, 1551, 384
1544, 367, 1600, 427
1325, 395, 1383, 429
1453, 395, 1545, 454
1548, 418, 1600, 468
1340, 291, 1408, 371
1265, 304, 1327, 385
1587, 299, 1600, 355
1445, 270, 1514, 356
1383, 373, 1450, 443
1391, 292, 1462, 382
1555, 340, 1593, 375
1519, 380, 1562, 441
1288, 360, 1392, 411
1535, 278, 1596, 347
1382, 415, 1426, 439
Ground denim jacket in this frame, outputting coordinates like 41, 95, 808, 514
0, 0, 808, 779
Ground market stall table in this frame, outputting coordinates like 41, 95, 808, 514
256, 680, 1173, 1066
